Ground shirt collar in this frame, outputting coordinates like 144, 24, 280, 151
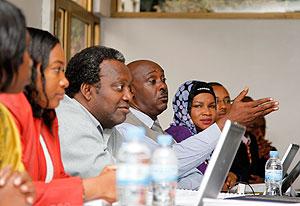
129, 107, 156, 129
69, 95, 104, 134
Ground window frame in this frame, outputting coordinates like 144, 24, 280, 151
110, 0, 300, 19
54, 0, 100, 60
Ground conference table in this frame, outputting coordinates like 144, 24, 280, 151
84, 187, 300, 206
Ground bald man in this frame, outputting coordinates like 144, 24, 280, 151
114, 60, 279, 190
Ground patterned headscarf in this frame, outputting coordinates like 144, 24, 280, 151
171, 80, 216, 135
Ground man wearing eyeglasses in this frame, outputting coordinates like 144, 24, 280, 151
209, 82, 264, 185
208, 82, 233, 121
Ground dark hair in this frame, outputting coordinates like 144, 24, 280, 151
65, 46, 125, 97
25, 27, 60, 131
187, 81, 216, 114
208, 82, 224, 87
0, 0, 26, 92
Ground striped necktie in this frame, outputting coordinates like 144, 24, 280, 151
151, 119, 164, 133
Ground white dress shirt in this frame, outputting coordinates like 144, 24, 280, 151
115, 108, 222, 190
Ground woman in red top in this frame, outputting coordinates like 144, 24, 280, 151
0, 1, 35, 205
0, 27, 116, 205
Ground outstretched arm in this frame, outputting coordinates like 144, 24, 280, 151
217, 88, 279, 129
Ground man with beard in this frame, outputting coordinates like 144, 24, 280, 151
114, 60, 279, 190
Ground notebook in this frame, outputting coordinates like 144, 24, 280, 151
194, 120, 246, 206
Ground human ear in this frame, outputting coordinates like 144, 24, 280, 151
80, 83, 92, 101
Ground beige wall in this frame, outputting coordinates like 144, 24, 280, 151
8, 0, 42, 28
8, 0, 53, 31
7, 0, 300, 188
101, 18, 300, 188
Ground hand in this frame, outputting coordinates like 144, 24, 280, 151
0, 166, 11, 186
0, 166, 35, 206
222, 172, 238, 192
82, 165, 116, 203
218, 88, 279, 129
11, 170, 35, 205
249, 174, 264, 184
96, 166, 116, 203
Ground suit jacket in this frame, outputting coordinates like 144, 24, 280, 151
230, 132, 260, 182
56, 95, 115, 178
107, 111, 163, 158
125, 111, 162, 142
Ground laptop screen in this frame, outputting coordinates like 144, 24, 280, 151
196, 120, 246, 206
282, 160, 300, 193
281, 144, 299, 177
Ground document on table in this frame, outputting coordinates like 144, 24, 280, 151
84, 199, 113, 206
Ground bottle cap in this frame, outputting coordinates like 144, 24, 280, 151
157, 134, 173, 146
124, 125, 145, 141
270, 151, 279, 158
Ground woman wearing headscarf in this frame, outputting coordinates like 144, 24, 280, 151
166, 80, 238, 190
166, 80, 217, 174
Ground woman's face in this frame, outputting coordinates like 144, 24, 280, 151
36, 43, 69, 109
190, 93, 216, 131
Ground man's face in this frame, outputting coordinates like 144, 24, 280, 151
131, 63, 168, 120
90, 59, 133, 129
249, 117, 266, 140
212, 85, 232, 121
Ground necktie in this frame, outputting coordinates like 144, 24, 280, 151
246, 143, 252, 165
151, 119, 164, 133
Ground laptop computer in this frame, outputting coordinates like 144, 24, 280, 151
282, 160, 300, 194
184, 120, 300, 206
225, 161, 300, 204
224, 156, 300, 203
282, 144, 299, 177
195, 120, 246, 206
245, 143, 300, 194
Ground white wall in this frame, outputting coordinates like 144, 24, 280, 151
8, 0, 53, 32
101, 18, 300, 188
7, 0, 300, 188
8, 0, 42, 28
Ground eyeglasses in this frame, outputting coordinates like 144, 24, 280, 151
216, 98, 233, 105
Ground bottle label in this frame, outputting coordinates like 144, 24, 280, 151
151, 164, 178, 182
117, 163, 150, 186
265, 169, 282, 182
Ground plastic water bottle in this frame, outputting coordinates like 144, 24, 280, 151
265, 151, 283, 196
116, 126, 151, 206
152, 134, 178, 206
